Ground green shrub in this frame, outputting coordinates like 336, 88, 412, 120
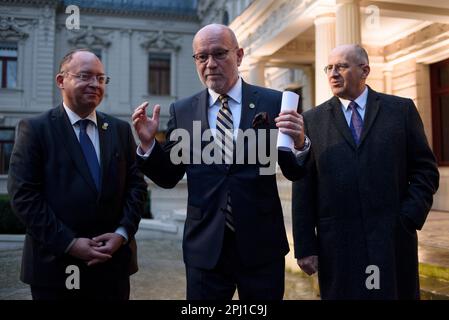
0, 195, 26, 234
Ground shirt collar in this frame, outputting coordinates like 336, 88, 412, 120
63, 102, 97, 127
208, 77, 242, 108
339, 86, 368, 111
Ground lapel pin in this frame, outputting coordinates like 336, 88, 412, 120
249, 103, 255, 109
102, 122, 109, 130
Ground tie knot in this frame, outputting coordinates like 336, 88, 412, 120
348, 101, 359, 111
218, 94, 229, 106
78, 119, 91, 132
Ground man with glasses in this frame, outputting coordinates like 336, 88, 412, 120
292, 44, 439, 299
132, 24, 308, 300
7, 49, 147, 300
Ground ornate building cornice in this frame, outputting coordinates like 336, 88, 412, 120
197, 0, 219, 21
275, 37, 315, 55
239, 0, 308, 52
67, 25, 111, 48
384, 23, 449, 62
140, 30, 181, 51
0, 16, 31, 41
66, 6, 198, 22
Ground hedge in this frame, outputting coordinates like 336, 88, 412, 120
0, 195, 26, 234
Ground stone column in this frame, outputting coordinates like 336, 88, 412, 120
336, 0, 361, 45
248, 60, 266, 87
383, 67, 393, 94
314, 14, 336, 105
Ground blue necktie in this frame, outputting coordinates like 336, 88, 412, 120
348, 101, 363, 145
78, 119, 100, 190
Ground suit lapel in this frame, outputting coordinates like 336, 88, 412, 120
329, 96, 357, 150
239, 81, 259, 132
194, 89, 210, 134
52, 104, 98, 194
97, 112, 112, 194
358, 87, 380, 147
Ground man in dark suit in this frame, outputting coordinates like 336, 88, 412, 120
292, 44, 439, 299
132, 24, 308, 300
7, 49, 147, 300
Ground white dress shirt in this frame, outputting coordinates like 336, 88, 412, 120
63, 103, 100, 162
338, 86, 368, 125
207, 77, 242, 140
63, 103, 128, 250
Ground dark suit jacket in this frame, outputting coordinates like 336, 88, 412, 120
292, 87, 439, 299
139, 81, 305, 270
7, 105, 147, 288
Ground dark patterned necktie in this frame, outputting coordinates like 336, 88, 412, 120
216, 94, 234, 164
348, 101, 363, 145
217, 94, 235, 231
78, 119, 100, 190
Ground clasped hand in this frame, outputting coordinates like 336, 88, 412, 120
68, 233, 125, 266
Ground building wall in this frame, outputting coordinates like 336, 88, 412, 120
0, 1, 203, 194
390, 58, 447, 211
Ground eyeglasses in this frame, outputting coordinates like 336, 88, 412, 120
62, 71, 110, 84
192, 48, 238, 63
323, 63, 366, 74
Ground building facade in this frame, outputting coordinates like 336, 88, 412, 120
199, 0, 449, 212
0, 0, 203, 192
1, 0, 448, 212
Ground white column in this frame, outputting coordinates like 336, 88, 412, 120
336, 0, 361, 45
314, 14, 336, 105
383, 67, 393, 94
249, 60, 266, 87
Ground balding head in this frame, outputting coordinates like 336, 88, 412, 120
193, 24, 239, 51
330, 44, 369, 65
326, 44, 370, 100
192, 24, 243, 94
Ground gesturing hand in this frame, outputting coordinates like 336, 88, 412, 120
132, 102, 161, 153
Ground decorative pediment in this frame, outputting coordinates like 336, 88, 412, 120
68, 25, 111, 48
140, 30, 181, 51
0, 16, 29, 41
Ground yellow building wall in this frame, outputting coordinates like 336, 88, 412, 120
392, 59, 448, 212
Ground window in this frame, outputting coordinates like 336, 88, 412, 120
0, 128, 14, 174
430, 58, 449, 165
149, 53, 170, 96
0, 42, 18, 89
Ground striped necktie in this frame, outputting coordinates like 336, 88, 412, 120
216, 94, 234, 164
217, 94, 235, 232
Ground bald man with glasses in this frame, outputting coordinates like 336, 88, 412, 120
133, 24, 309, 300
292, 44, 439, 299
